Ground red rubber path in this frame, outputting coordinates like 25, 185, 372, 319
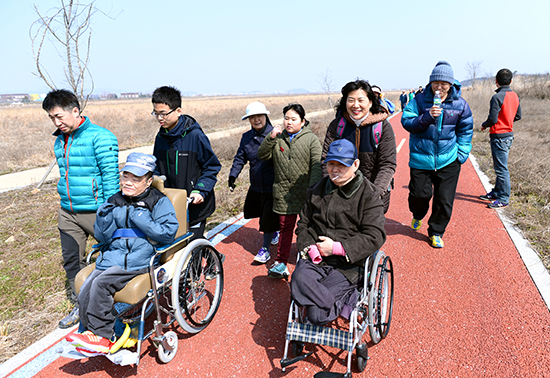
16, 114, 550, 377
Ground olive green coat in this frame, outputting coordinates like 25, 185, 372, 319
258, 125, 322, 215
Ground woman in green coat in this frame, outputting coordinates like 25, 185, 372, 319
258, 103, 322, 278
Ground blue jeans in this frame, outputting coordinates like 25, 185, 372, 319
490, 136, 514, 203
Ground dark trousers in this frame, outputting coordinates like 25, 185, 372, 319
58, 208, 96, 302
408, 159, 461, 237
189, 221, 206, 241
78, 266, 145, 339
275, 214, 298, 264
290, 259, 358, 326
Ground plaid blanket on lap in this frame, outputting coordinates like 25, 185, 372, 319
286, 322, 353, 351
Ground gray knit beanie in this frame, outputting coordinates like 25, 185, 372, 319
429, 61, 454, 84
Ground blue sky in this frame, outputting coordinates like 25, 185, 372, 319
1, 0, 549, 96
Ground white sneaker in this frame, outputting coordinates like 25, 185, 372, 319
270, 231, 280, 245
254, 247, 270, 264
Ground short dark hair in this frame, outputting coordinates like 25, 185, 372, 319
152, 86, 182, 110
496, 69, 513, 86
335, 79, 383, 116
42, 89, 80, 112
283, 103, 307, 122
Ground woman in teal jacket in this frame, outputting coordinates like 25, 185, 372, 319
401, 61, 473, 248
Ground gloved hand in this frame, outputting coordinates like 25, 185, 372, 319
228, 176, 236, 191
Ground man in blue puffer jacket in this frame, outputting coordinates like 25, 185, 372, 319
401, 61, 473, 248
66, 153, 178, 354
43, 89, 119, 328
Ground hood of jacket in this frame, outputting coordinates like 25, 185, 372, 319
423, 79, 463, 103
158, 115, 201, 143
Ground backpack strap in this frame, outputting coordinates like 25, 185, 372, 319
336, 117, 346, 138
373, 121, 383, 149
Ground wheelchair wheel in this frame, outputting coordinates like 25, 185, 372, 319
172, 240, 224, 334
356, 343, 368, 372
368, 253, 394, 344
157, 331, 178, 363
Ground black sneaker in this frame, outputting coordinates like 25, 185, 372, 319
480, 192, 497, 201
59, 306, 80, 329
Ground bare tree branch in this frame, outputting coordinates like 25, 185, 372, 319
29, 0, 119, 111
318, 69, 335, 108
465, 60, 483, 88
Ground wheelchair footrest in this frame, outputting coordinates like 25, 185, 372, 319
285, 322, 353, 351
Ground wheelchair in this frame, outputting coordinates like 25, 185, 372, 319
58, 177, 224, 366
280, 250, 394, 378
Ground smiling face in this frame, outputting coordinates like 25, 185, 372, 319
326, 159, 360, 187
431, 81, 452, 101
121, 171, 153, 197
248, 114, 267, 131
152, 103, 182, 131
345, 89, 372, 120
283, 109, 305, 135
47, 106, 81, 135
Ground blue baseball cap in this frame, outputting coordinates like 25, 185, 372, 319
324, 139, 357, 167
120, 152, 157, 177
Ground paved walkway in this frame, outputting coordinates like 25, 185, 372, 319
2, 112, 550, 377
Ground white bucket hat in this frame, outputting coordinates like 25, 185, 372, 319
242, 101, 270, 120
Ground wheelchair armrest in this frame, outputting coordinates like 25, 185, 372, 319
86, 244, 103, 264
154, 232, 193, 253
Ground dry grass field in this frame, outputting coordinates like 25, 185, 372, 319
2, 84, 548, 365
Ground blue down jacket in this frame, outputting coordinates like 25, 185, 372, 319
53, 117, 119, 213
229, 123, 275, 193
401, 81, 473, 170
94, 188, 178, 271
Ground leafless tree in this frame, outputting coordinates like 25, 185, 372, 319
30, 0, 115, 110
318, 69, 335, 108
465, 60, 483, 88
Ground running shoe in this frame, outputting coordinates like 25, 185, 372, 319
411, 218, 422, 231
480, 192, 497, 201
68, 331, 112, 354
429, 235, 444, 248
254, 247, 270, 264
267, 262, 289, 278
76, 347, 104, 357
487, 200, 508, 209
270, 231, 280, 245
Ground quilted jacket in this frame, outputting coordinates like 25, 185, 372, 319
257, 124, 322, 214
53, 117, 119, 213
401, 81, 473, 170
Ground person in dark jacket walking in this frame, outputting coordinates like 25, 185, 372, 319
258, 104, 322, 278
479, 68, 521, 209
322, 80, 396, 213
291, 139, 386, 325
229, 102, 280, 263
66, 153, 178, 354
151, 86, 221, 240
43, 89, 120, 329
400, 91, 408, 111
401, 61, 473, 248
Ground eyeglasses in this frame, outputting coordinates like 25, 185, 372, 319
151, 108, 176, 119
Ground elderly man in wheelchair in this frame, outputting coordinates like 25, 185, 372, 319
291, 139, 386, 325
66, 152, 179, 355
282, 139, 392, 377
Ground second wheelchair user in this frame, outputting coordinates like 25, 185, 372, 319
291, 139, 386, 326
66, 152, 179, 355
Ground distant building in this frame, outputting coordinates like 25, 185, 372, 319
0, 93, 29, 103
120, 92, 140, 99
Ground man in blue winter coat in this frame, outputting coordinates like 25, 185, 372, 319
401, 61, 473, 248
151, 86, 221, 241
65, 152, 179, 355
43, 89, 120, 329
